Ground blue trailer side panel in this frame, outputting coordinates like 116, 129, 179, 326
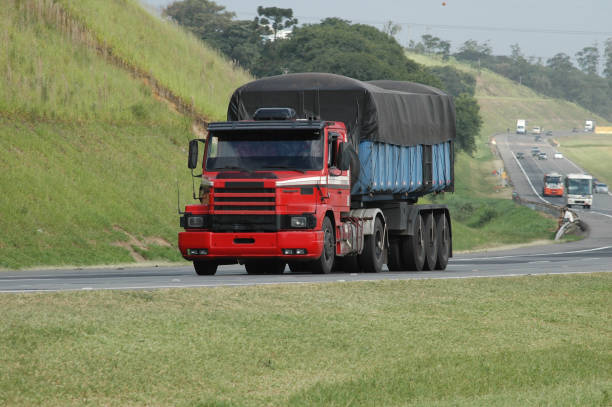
353, 141, 451, 197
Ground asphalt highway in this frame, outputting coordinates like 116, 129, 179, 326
1, 131, 610, 292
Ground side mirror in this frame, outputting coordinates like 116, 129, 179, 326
337, 143, 351, 171
188, 140, 199, 169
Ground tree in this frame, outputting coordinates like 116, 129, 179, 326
430, 66, 476, 97
454, 39, 492, 62
603, 38, 612, 79
253, 18, 441, 86
164, 0, 266, 71
163, 0, 234, 39
546, 53, 574, 72
454, 93, 482, 156
382, 21, 402, 38
576, 44, 599, 76
255, 6, 298, 40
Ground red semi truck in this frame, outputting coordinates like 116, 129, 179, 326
178, 73, 455, 275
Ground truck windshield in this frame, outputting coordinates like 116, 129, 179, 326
566, 178, 592, 195
205, 131, 323, 172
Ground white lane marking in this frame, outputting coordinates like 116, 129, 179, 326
1, 270, 610, 293
510, 151, 548, 204
453, 245, 612, 261
528, 260, 550, 264
590, 210, 612, 219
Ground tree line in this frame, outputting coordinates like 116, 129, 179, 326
163, 0, 482, 156
408, 35, 612, 121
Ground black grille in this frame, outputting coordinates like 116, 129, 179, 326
212, 215, 279, 232
213, 181, 276, 212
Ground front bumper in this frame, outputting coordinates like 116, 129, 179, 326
179, 230, 324, 260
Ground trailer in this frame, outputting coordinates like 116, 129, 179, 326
179, 73, 456, 275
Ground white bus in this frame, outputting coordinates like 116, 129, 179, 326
564, 173, 593, 209
516, 119, 526, 134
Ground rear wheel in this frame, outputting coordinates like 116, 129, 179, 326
402, 213, 425, 271
245, 260, 286, 275
435, 213, 450, 270
359, 216, 385, 273
308, 216, 335, 274
423, 212, 438, 271
193, 260, 217, 276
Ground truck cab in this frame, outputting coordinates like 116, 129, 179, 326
179, 108, 357, 275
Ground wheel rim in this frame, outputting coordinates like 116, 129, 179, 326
375, 229, 383, 259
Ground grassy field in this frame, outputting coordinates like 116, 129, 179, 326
557, 134, 612, 186
1, 274, 610, 406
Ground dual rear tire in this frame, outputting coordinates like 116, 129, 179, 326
389, 211, 450, 271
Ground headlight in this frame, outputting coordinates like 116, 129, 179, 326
290, 216, 307, 228
187, 216, 204, 228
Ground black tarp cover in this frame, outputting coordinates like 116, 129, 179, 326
227, 73, 455, 148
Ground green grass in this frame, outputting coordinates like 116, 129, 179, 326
0, 1, 252, 269
557, 134, 612, 186
1, 274, 610, 405
407, 53, 610, 136
56, 0, 252, 121
0, 119, 190, 269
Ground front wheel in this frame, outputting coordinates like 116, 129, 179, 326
308, 216, 335, 274
194, 260, 217, 276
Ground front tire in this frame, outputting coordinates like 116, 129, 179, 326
193, 260, 217, 276
308, 216, 335, 274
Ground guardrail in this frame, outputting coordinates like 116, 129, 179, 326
511, 193, 586, 240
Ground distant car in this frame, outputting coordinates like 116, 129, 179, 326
516, 152, 525, 159
531, 147, 540, 156
554, 152, 563, 159
545, 130, 553, 136
534, 135, 542, 142
572, 127, 579, 133
537, 152, 548, 160
594, 183, 609, 193
532, 126, 541, 135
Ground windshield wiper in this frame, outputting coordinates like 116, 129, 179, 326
260, 166, 306, 174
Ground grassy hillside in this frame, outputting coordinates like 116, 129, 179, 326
557, 134, 612, 186
408, 53, 611, 140
0, 0, 251, 269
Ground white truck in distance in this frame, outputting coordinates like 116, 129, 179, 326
516, 119, 526, 134
564, 173, 593, 209
585, 120, 594, 132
